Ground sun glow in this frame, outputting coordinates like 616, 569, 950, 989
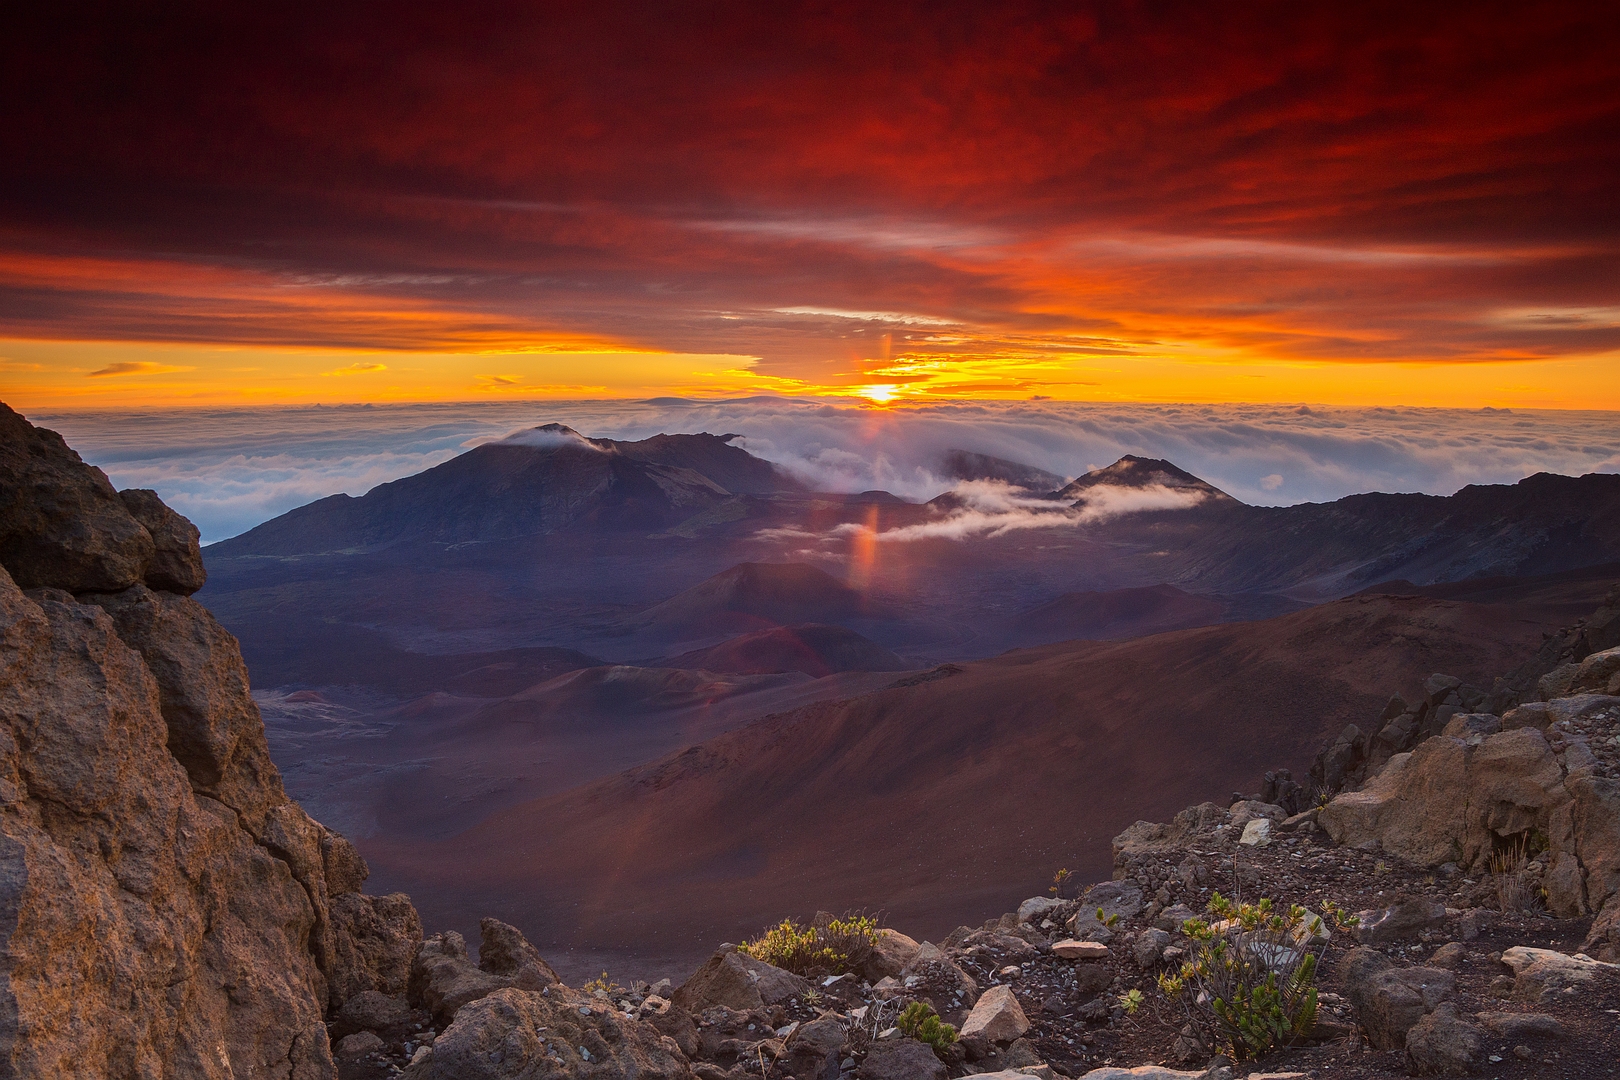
857, 384, 901, 404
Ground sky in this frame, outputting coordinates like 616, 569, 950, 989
3, 2, 1619, 409
35, 399, 1620, 543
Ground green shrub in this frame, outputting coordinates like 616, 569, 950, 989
1156, 893, 1326, 1061
897, 1001, 957, 1058
740, 914, 881, 977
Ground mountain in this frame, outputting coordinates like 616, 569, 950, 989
372, 586, 1595, 968
664, 623, 910, 676
1052, 454, 1235, 504
212, 425, 801, 556
1148, 469, 1620, 597
600, 431, 805, 495
939, 449, 1067, 492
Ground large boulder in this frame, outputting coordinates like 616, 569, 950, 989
1571, 647, 1620, 695
1112, 803, 1226, 861
779, 1015, 848, 1080
1500, 946, 1620, 1002
672, 946, 810, 1013
857, 1038, 947, 1080
0, 404, 154, 592
1354, 897, 1447, 944
1404, 1004, 1485, 1076
478, 916, 562, 987
1067, 881, 1144, 940
861, 928, 922, 981
401, 986, 692, 1080
1341, 948, 1454, 1050
958, 985, 1029, 1043
1320, 728, 1570, 871
117, 487, 206, 594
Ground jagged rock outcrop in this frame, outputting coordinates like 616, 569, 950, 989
0, 405, 422, 1077
1317, 655, 1620, 959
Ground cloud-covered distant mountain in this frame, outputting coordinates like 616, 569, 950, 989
33, 399, 1620, 542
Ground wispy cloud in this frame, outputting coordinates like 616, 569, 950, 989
87, 361, 194, 377
322, 362, 387, 376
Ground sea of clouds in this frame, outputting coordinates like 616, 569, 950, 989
29, 398, 1620, 544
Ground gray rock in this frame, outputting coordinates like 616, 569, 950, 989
1227, 800, 1286, 829
673, 946, 811, 1013
1156, 903, 1196, 931
1342, 948, 1454, 1050
1068, 881, 1143, 939
1405, 1004, 1484, 1076
862, 928, 923, 981
1428, 943, 1467, 969
1354, 897, 1447, 943
336, 1030, 386, 1058
1133, 929, 1171, 968
781, 1015, 848, 1080
858, 1038, 947, 1080
1500, 946, 1620, 1002
1477, 1011, 1564, 1039
1017, 897, 1066, 925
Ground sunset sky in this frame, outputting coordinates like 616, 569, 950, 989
4, 2, 1618, 409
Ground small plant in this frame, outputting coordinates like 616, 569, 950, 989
1157, 893, 1325, 1062
1097, 906, 1121, 928
800, 986, 823, 1007
1049, 868, 1075, 897
583, 971, 625, 997
1320, 900, 1359, 930
741, 914, 882, 977
1373, 860, 1388, 876
897, 1001, 957, 1058
1490, 837, 1537, 913
1117, 988, 1144, 1015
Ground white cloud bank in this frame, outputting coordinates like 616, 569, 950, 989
27, 398, 1620, 544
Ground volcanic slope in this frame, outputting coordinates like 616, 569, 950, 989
663, 623, 908, 676
212, 426, 800, 554
372, 587, 1596, 973
624, 561, 877, 646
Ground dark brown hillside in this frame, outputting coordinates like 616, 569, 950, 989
663, 623, 909, 676
372, 590, 1586, 979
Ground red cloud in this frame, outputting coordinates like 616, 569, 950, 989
1, 2, 1616, 376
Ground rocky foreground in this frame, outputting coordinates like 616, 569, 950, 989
2, 401, 1618, 1079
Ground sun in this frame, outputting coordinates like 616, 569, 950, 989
857, 384, 900, 404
